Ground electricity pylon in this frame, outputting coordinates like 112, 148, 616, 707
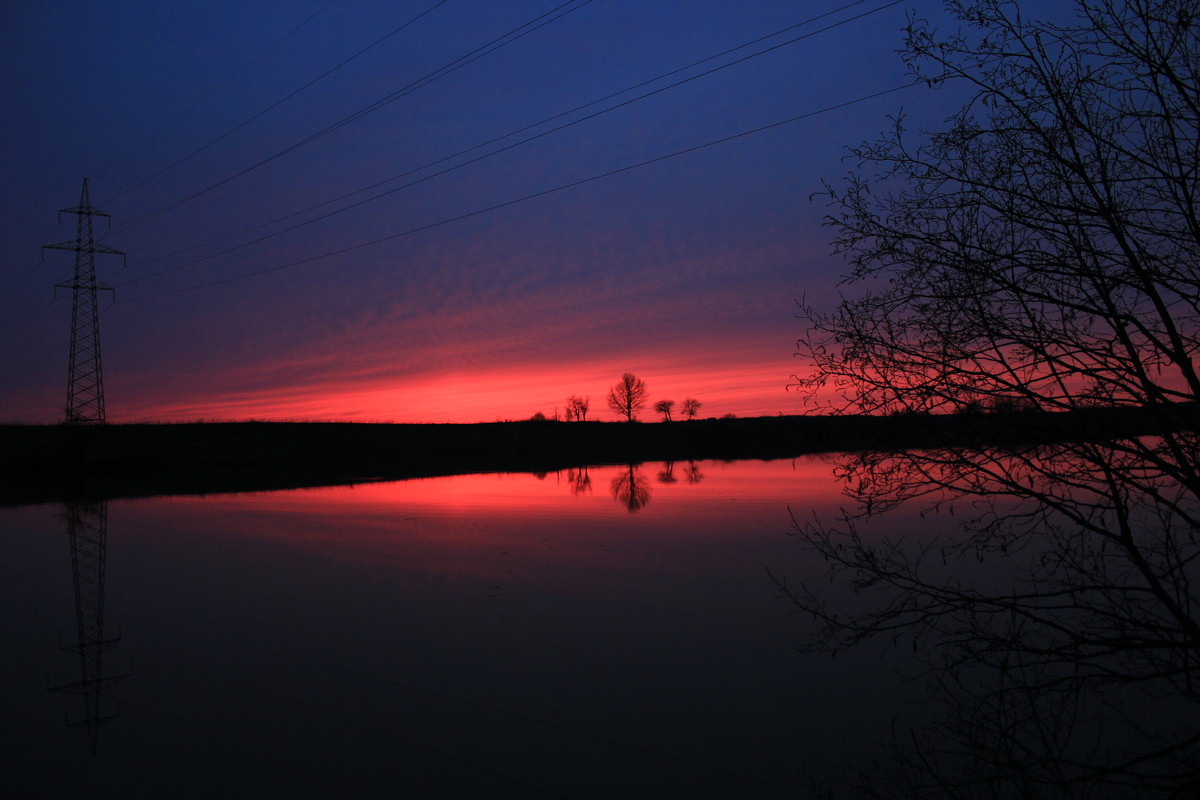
43, 179, 124, 424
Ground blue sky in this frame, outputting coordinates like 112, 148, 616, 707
0, 0, 1010, 422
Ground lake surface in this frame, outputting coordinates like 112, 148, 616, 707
0, 458, 946, 798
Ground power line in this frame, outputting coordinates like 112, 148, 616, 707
1, 296, 61, 350
122, 0, 893, 272
115, 0, 906, 288
0, 298, 66, 379
0, 241, 62, 319
117, 82, 920, 302
4, 0, 583, 357
102, 1, 443, 205
0, 191, 99, 321
98, 1, 338, 191
108, 0, 597, 236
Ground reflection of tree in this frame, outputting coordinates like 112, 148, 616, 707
683, 461, 704, 485
778, 2, 1200, 794
775, 439, 1200, 797
657, 461, 677, 484
566, 466, 592, 496
610, 464, 652, 513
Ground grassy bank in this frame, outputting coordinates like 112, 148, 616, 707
1, 405, 1194, 505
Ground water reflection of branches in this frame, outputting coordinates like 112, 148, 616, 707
566, 466, 592, 496
774, 436, 1200, 798
779, 0, 1200, 793
610, 464, 652, 513
657, 461, 706, 485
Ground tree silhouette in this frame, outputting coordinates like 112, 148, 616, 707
794, 0, 1200, 419
653, 399, 674, 421
566, 395, 589, 422
681, 398, 702, 420
783, 1, 1200, 795
607, 372, 647, 422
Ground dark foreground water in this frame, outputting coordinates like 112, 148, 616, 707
0, 459, 951, 798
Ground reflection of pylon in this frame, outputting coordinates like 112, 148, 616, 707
49, 500, 127, 755
43, 179, 124, 424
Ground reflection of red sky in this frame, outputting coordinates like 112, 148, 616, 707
113, 456, 962, 613
127, 458, 855, 583
288, 457, 843, 514
148, 457, 843, 519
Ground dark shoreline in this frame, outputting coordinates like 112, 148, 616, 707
2, 406, 1195, 506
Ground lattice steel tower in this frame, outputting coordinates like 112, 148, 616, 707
43, 178, 124, 424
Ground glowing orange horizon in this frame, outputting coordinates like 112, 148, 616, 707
113, 348, 815, 424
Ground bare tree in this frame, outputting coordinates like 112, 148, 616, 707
783, 1, 1200, 795
653, 399, 674, 421
566, 394, 590, 422
795, 0, 1200, 418
681, 398, 702, 419
607, 372, 648, 422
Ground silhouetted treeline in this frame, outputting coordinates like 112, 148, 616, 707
0, 404, 1194, 505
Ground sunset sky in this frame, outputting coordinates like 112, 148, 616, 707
0, 0, 998, 423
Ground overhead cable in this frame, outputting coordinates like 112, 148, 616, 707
117, 0, 905, 286
118, 82, 920, 302
99, 0, 339, 196
108, 0, 596, 236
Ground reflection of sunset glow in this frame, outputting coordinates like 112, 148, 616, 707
189, 457, 841, 515
130, 458, 862, 593
17, 455, 941, 795
610, 465, 653, 513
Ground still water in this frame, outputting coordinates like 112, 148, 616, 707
1, 458, 930, 799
